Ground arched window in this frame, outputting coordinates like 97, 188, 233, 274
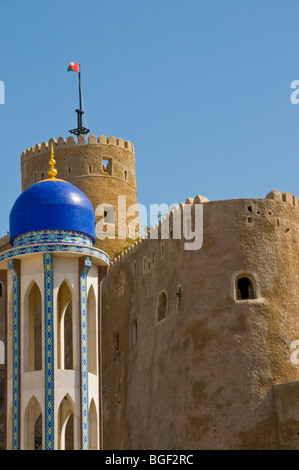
236, 275, 255, 300
24, 282, 42, 372
24, 396, 42, 450
57, 281, 74, 370
7, 405, 13, 450
87, 286, 97, 375
89, 399, 98, 450
58, 394, 76, 450
157, 291, 167, 322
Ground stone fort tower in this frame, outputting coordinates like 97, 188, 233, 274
20, 134, 139, 260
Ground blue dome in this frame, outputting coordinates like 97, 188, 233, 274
9, 179, 95, 245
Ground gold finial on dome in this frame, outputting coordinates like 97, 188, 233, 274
48, 141, 57, 179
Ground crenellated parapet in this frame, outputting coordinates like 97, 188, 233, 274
108, 189, 299, 270
266, 189, 299, 205
21, 134, 135, 160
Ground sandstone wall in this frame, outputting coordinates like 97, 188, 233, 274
101, 191, 299, 450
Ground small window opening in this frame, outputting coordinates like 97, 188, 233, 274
124, 170, 127, 181
236, 276, 255, 300
157, 291, 167, 322
133, 261, 137, 281
247, 205, 252, 213
113, 333, 120, 359
67, 166, 71, 175
247, 217, 252, 223
41, 172, 45, 180
89, 165, 92, 173
132, 320, 137, 347
176, 286, 181, 313
103, 158, 112, 175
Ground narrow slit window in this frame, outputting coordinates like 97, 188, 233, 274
124, 170, 127, 181
157, 291, 167, 322
132, 320, 137, 347
176, 286, 182, 312
114, 333, 120, 359
133, 261, 137, 281
67, 166, 71, 175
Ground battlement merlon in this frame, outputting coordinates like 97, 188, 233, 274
20, 134, 135, 160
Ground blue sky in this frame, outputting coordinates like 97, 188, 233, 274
0, 0, 299, 237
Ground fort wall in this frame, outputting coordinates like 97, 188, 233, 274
101, 191, 299, 449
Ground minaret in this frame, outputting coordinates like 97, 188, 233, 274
0, 144, 109, 450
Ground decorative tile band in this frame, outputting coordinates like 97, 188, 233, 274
13, 230, 93, 248
7, 259, 20, 450
43, 253, 54, 450
80, 256, 92, 450
0, 243, 109, 266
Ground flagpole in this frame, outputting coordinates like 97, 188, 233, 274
69, 62, 89, 137
78, 64, 82, 112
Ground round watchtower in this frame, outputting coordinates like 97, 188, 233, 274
21, 134, 139, 259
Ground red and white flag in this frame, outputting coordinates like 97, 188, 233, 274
67, 62, 80, 73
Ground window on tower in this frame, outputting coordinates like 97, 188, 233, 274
102, 157, 112, 175
157, 291, 168, 323
114, 333, 120, 359
131, 320, 137, 347
236, 275, 255, 300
